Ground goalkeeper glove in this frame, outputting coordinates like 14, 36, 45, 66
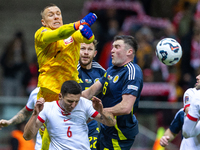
79, 25, 94, 40
74, 13, 97, 30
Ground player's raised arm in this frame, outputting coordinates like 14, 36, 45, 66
40, 13, 97, 44
0, 107, 32, 130
23, 98, 44, 140
92, 96, 116, 127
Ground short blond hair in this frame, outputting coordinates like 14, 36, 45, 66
40, 3, 57, 19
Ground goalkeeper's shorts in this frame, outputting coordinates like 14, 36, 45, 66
39, 124, 50, 150
37, 87, 59, 102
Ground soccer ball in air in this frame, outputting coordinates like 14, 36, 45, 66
155, 38, 182, 66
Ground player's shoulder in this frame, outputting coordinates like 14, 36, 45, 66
124, 62, 142, 71
79, 97, 92, 105
35, 26, 51, 37
184, 88, 197, 95
44, 101, 57, 108
30, 87, 40, 96
124, 62, 143, 79
92, 61, 106, 71
176, 108, 184, 115
27, 87, 40, 105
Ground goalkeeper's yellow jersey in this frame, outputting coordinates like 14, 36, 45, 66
35, 23, 94, 94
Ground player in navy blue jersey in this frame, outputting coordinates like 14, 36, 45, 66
160, 108, 184, 147
78, 40, 106, 150
82, 35, 143, 150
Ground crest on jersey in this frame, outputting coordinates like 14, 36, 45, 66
184, 96, 189, 103
85, 79, 92, 83
94, 78, 99, 82
63, 36, 74, 45
113, 75, 119, 83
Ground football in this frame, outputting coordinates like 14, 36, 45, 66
155, 38, 182, 66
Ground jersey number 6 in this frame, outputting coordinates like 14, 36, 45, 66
67, 126, 72, 137
102, 82, 108, 95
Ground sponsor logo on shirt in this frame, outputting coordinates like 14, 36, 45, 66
185, 96, 189, 103
85, 79, 92, 83
64, 118, 71, 122
113, 75, 119, 83
80, 19, 86, 24
63, 36, 74, 45
127, 85, 138, 91
108, 75, 113, 80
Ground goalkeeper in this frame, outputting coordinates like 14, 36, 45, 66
34, 3, 97, 150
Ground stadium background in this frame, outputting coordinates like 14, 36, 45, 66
0, 0, 198, 149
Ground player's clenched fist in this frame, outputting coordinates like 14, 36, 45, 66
33, 98, 45, 115
79, 25, 94, 40
74, 13, 97, 30
0, 119, 11, 129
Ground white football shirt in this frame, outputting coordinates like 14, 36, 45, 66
180, 88, 200, 150
25, 87, 41, 150
183, 88, 200, 110
38, 97, 98, 150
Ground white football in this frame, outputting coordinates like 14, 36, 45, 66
156, 38, 182, 66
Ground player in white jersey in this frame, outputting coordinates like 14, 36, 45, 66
23, 80, 116, 150
0, 87, 41, 150
181, 74, 200, 149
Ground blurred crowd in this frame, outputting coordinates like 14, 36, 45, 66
0, 0, 199, 102
86, 0, 200, 102
0, 31, 38, 97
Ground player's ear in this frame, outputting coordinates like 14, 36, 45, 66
127, 49, 134, 56
59, 93, 62, 100
94, 50, 97, 57
41, 19, 46, 27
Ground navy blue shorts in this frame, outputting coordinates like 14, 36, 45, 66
89, 127, 99, 150
96, 131, 135, 150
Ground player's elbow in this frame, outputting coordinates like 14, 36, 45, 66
121, 107, 132, 115
182, 129, 195, 139
182, 123, 195, 138
23, 132, 33, 141
23, 134, 31, 141
182, 131, 191, 139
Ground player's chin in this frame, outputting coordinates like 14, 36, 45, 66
81, 60, 90, 66
52, 24, 61, 30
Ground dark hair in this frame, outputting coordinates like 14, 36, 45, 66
114, 35, 138, 53
61, 80, 82, 96
41, 3, 58, 19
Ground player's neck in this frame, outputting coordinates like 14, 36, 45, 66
59, 100, 69, 113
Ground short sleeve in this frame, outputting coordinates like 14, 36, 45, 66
26, 88, 39, 111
